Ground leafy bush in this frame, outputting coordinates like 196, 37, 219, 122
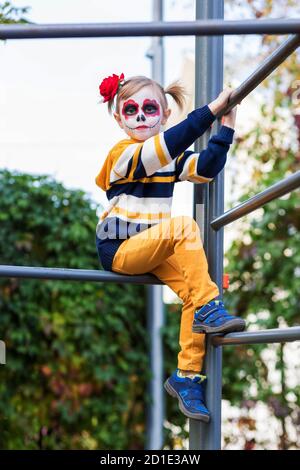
0, 170, 187, 449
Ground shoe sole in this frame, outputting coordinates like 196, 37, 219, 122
164, 379, 210, 423
192, 319, 246, 335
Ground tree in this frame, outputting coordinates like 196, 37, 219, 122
223, 0, 300, 450
0, 1, 31, 24
0, 170, 186, 449
0, 2, 188, 450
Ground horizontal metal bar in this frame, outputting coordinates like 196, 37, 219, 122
1, 19, 300, 40
211, 170, 300, 230
0, 265, 163, 285
216, 33, 300, 118
212, 326, 300, 346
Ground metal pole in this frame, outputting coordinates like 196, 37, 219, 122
212, 326, 300, 346
190, 0, 224, 451
193, 0, 212, 252
0, 264, 163, 284
146, 273, 165, 450
146, 0, 165, 451
216, 34, 300, 118
1, 19, 300, 39
204, 0, 224, 451
211, 170, 300, 230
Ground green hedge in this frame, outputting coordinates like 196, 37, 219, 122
0, 170, 186, 449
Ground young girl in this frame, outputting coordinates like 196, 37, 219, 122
95, 73, 245, 422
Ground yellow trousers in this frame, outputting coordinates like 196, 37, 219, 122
111, 215, 219, 372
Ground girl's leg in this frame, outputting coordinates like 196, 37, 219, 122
111, 215, 220, 372
111, 215, 219, 309
150, 254, 207, 372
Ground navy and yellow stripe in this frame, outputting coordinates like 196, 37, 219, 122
95, 104, 235, 271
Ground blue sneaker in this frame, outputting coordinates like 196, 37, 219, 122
164, 369, 210, 422
192, 299, 246, 334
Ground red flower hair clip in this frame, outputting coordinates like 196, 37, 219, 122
98, 72, 125, 104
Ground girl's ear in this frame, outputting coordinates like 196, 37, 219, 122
113, 112, 124, 129
161, 108, 171, 125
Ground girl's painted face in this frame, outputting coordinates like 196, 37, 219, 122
116, 86, 166, 141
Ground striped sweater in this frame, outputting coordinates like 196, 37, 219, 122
95, 104, 234, 271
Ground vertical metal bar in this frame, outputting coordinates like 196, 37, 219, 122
204, 0, 224, 451
190, 0, 224, 451
146, 0, 165, 451
146, 282, 165, 450
189, 338, 222, 450
193, 0, 212, 251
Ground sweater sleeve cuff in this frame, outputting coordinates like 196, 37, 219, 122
188, 104, 216, 126
218, 125, 235, 144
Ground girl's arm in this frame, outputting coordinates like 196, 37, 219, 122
175, 125, 234, 183
109, 89, 234, 185
110, 104, 215, 184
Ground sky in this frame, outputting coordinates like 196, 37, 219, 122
0, 0, 255, 211
0, 0, 197, 209
0, 0, 203, 303
0, 0, 262, 302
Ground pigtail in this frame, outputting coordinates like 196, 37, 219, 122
102, 76, 189, 116
164, 80, 189, 112
107, 98, 115, 115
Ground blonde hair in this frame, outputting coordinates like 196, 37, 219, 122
107, 75, 188, 115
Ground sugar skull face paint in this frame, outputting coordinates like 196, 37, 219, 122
117, 86, 165, 141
